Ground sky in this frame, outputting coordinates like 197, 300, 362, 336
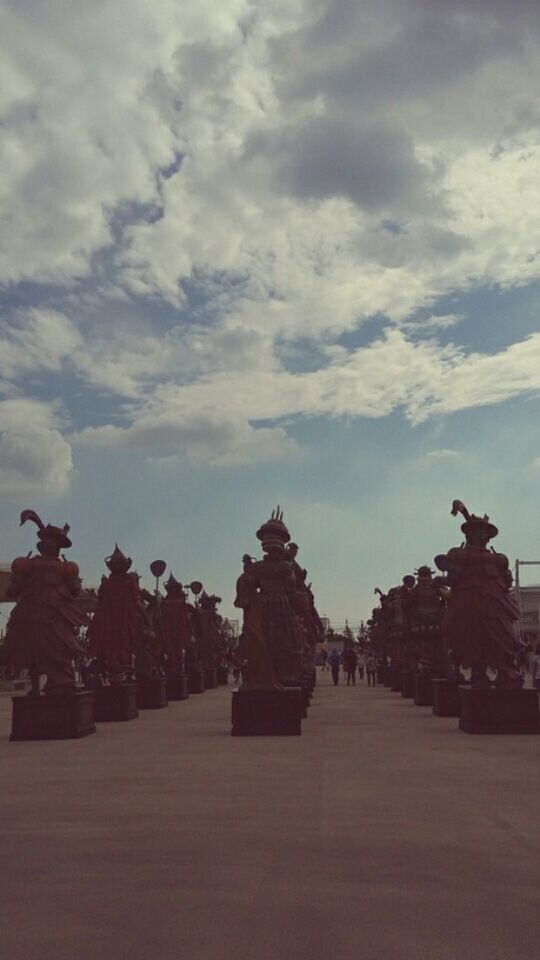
2, 0, 540, 625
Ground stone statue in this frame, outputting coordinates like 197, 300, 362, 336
237, 508, 301, 684
87, 544, 148, 684
4, 509, 87, 696
443, 500, 524, 687
234, 555, 281, 690
160, 574, 193, 675
408, 565, 447, 676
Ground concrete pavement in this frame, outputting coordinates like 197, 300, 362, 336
1, 673, 539, 960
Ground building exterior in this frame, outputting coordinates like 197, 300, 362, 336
512, 584, 540, 649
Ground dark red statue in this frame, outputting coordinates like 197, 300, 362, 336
443, 500, 523, 687
87, 545, 146, 684
161, 574, 193, 674
5, 509, 86, 696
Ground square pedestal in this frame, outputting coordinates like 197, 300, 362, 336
401, 671, 415, 699
137, 676, 168, 709
188, 667, 205, 694
94, 683, 138, 721
383, 666, 393, 688
217, 666, 229, 685
231, 688, 302, 736
376, 666, 386, 685
11, 691, 96, 741
204, 667, 218, 689
390, 666, 403, 692
166, 673, 189, 701
432, 679, 460, 717
414, 672, 434, 706
459, 686, 540, 734
282, 679, 309, 717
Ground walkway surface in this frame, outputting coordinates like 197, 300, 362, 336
1, 673, 539, 960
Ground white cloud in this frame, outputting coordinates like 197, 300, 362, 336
424, 449, 462, 461
0, 397, 73, 497
2, 1, 540, 481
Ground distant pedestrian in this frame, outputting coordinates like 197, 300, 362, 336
357, 651, 365, 680
328, 649, 341, 686
366, 654, 377, 687
532, 648, 540, 692
343, 648, 358, 686
320, 649, 328, 671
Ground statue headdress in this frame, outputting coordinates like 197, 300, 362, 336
20, 508, 72, 548
450, 500, 498, 539
256, 505, 290, 551
105, 543, 132, 571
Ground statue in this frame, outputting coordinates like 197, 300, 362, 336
443, 500, 523, 687
5, 509, 86, 696
409, 565, 447, 677
161, 574, 193, 675
252, 509, 302, 682
87, 545, 146, 684
234, 555, 281, 690
231, 508, 304, 735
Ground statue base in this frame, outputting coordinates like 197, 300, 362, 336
310, 668, 317, 689
231, 688, 302, 736
166, 673, 190, 701
203, 667, 218, 689
432, 679, 460, 717
414, 672, 434, 706
459, 686, 540, 734
188, 667, 205, 694
282, 678, 309, 717
137, 676, 168, 709
383, 666, 393, 688
10, 691, 96, 741
94, 683, 138, 721
376, 666, 386, 685
390, 665, 403, 692
400, 671, 415, 698
217, 666, 229, 685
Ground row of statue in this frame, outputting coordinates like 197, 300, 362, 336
4, 509, 231, 697
368, 500, 524, 688
2, 505, 324, 704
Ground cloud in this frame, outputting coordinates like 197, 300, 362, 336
2, 0, 540, 489
424, 449, 462, 461
76, 409, 296, 466
0, 397, 73, 497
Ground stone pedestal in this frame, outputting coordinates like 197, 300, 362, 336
204, 667, 218, 689
282, 678, 309, 717
376, 666, 386, 685
459, 686, 540, 734
432, 679, 460, 717
188, 666, 205, 694
217, 666, 229, 685
401, 671, 415, 699
11, 691, 96, 741
166, 673, 190, 701
414, 672, 434, 706
137, 676, 168, 709
390, 666, 403, 692
383, 666, 393, 688
94, 683, 138, 721
231, 687, 302, 736
310, 668, 317, 689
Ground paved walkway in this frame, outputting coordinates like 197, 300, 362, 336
1, 673, 539, 960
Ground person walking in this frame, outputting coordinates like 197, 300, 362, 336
366, 653, 377, 687
531, 646, 540, 692
343, 647, 358, 686
320, 649, 328, 671
328, 648, 341, 686
357, 650, 365, 680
